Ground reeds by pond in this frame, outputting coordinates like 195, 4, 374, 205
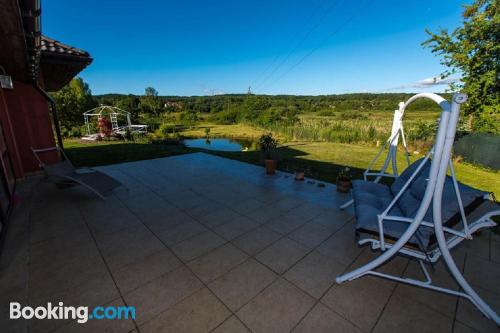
256, 113, 437, 150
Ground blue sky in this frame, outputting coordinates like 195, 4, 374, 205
43, 0, 469, 96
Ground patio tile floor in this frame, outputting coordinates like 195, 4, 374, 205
208, 258, 277, 312
0, 152, 498, 332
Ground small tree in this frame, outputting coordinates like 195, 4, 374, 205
115, 94, 140, 121
422, 0, 499, 133
139, 87, 163, 116
50, 77, 97, 128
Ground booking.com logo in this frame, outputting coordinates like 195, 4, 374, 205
10, 302, 135, 324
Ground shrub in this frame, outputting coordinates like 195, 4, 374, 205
472, 106, 500, 134
132, 132, 149, 143
81, 123, 96, 136
408, 121, 435, 141
256, 106, 299, 126
124, 127, 133, 141
60, 126, 70, 138
139, 113, 162, 131
97, 117, 112, 137
158, 123, 178, 137
259, 133, 278, 159
177, 111, 199, 126
60, 126, 83, 138
215, 109, 239, 124
70, 127, 82, 137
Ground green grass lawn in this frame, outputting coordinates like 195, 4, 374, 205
64, 139, 191, 166
64, 125, 500, 198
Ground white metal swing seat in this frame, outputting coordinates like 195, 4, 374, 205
336, 93, 500, 324
353, 157, 497, 262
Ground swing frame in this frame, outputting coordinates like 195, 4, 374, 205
336, 93, 500, 324
340, 103, 411, 209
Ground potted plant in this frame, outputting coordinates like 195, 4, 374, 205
259, 133, 278, 175
295, 169, 305, 181
336, 167, 352, 193
295, 166, 309, 181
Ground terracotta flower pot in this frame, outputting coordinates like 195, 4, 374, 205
336, 179, 352, 193
295, 171, 305, 181
264, 159, 277, 175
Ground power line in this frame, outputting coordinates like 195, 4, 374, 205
250, 0, 329, 89
251, 54, 282, 91
254, 0, 342, 91
255, 0, 340, 90
263, 0, 373, 90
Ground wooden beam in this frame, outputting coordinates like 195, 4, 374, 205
0, 0, 30, 82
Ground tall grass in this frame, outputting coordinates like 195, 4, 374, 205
255, 112, 438, 149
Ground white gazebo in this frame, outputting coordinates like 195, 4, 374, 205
83, 105, 147, 136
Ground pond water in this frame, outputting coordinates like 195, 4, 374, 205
183, 138, 255, 152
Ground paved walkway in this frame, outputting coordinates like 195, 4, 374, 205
0, 153, 498, 332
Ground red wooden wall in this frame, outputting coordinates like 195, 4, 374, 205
0, 80, 58, 178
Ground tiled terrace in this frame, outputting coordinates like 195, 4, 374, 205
0, 153, 498, 332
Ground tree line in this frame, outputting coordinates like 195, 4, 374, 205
52, 81, 453, 135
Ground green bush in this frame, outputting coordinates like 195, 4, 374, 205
408, 121, 436, 141
177, 111, 199, 126
472, 106, 500, 134
139, 113, 162, 131
123, 128, 133, 141
61, 126, 84, 138
158, 123, 178, 137
215, 109, 239, 124
256, 106, 299, 126
132, 132, 149, 143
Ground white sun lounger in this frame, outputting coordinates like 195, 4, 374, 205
31, 146, 122, 200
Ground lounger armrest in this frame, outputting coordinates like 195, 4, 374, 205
31, 147, 59, 153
